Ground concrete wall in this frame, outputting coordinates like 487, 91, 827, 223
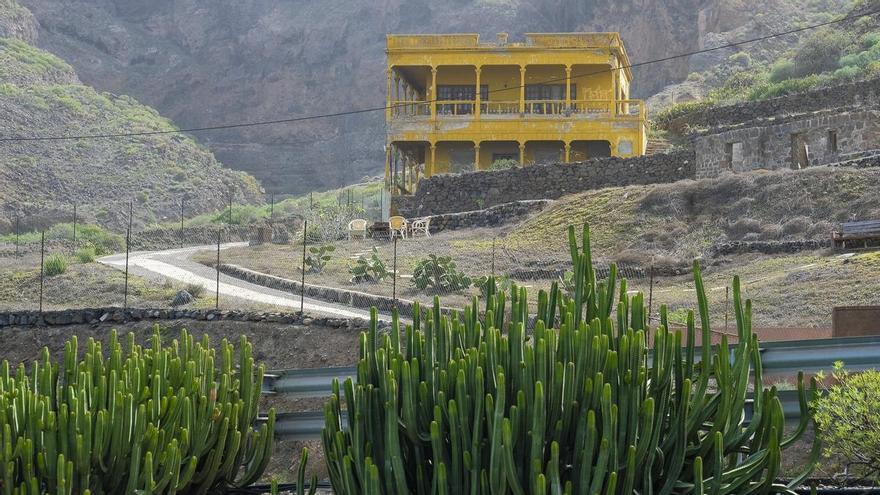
393, 150, 695, 217
694, 108, 880, 178
833, 306, 880, 337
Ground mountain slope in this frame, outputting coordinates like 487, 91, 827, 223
0, 0, 263, 234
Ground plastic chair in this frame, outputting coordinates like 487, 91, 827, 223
389, 216, 407, 240
348, 219, 368, 240
410, 218, 431, 238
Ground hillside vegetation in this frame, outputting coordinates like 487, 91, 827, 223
507, 166, 880, 263
0, 0, 263, 234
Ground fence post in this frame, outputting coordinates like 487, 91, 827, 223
392, 236, 398, 307
228, 186, 233, 225
216, 228, 221, 310
124, 201, 132, 309
648, 260, 654, 323
300, 220, 307, 314
14, 216, 20, 257
72, 203, 77, 252
39, 230, 45, 314
310, 192, 313, 210
491, 237, 496, 278
180, 197, 185, 248
270, 192, 275, 220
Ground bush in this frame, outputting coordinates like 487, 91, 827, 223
411, 254, 472, 293
472, 274, 511, 299
791, 28, 853, 78
349, 247, 390, 284
0, 328, 275, 493
75, 246, 96, 263
185, 282, 205, 298
814, 363, 880, 481
324, 224, 819, 494
489, 158, 519, 171
304, 244, 335, 273
43, 253, 68, 276
769, 58, 798, 83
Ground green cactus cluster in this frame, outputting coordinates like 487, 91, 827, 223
323, 225, 820, 494
0, 327, 275, 494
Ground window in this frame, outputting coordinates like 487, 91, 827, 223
436, 85, 488, 115
827, 130, 838, 153
724, 142, 743, 169
525, 84, 576, 114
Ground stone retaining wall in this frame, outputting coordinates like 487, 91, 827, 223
217, 263, 455, 318
425, 200, 552, 233
394, 150, 695, 217
0, 307, 373, 329
708, 239, 832, 257
665, 77, 880, 132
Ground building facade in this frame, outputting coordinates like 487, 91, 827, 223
385, 32, 648, 195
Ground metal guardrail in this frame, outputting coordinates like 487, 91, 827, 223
261, 336, 880, 439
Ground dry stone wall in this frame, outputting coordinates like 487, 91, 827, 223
695, 108, 880, 178
394, 150, 695, 217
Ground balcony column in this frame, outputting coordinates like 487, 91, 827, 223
519, 65, 526, 114
564, 143, 571, 163
474, 144, 481, 170
428, 143, 437, 176
386, 68, 393, 121
430, 67, 438, 121
565, 65, 572, 110
474, 66, 482, 120
394, 74, 401, 116
385, 145, 392, 187
519, 142, 526, 167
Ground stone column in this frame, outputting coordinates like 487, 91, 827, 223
474, 144, 481, 170
429, 143, 437, 176
475, 66, 482, 119
519, 66, 526, 114
430, 67, 438, 121
519, 142, 526, 166
386, 68, 393, 121
564, 143, 571, 163
385, 145, 392, 187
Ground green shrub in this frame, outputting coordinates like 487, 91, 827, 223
349, 247, 389, 284
323, 225, 819, 494
185, 282, 205, 298
814, 363, 880, 481
791, 28, 853, 78
489, 158, 519, 171
304, 244, 335, 273
411, 254, 472, 293
651, 99, 716, 130
75, 246, 96, 263
472, 274, 511, 300
0, 328, 275, 493
43, 253, 68, 276
747, 73, 832, 101
769, 58, 798, 83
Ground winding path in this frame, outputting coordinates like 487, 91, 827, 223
98, 243, 372, 319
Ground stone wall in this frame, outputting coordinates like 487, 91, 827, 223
665, 77, 880, 131
393, 150, 695, 217
425, 200, 552, 233
695, 108, 880, 178
0, 306, 373, 329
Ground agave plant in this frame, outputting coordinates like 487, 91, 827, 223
323, 224, 819, 494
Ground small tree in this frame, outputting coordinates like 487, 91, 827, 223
814, 362, 880, 481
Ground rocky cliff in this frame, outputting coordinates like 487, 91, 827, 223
14, 0, 847, 194
0, 0, 263, 233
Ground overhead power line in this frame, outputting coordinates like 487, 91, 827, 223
1, 7, 877, 144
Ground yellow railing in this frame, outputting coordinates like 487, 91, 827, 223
524, 100, 568, 115
391, 101, 430, 117
481, 101, 520, 115
525, 33, 617, 48
387, 34, 480, 49
435, 100, 476, 116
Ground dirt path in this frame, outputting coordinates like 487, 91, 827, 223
98, 243, 373, 319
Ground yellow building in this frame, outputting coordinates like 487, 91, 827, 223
385, 32, 648, 194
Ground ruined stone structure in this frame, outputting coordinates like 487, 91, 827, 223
694, 107, 880, 178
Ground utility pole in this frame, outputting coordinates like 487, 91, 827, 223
124, 201, 132, 309
72, 203, 77, 251
180, 197, 185, 248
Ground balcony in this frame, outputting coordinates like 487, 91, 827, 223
389, 99, 646, 120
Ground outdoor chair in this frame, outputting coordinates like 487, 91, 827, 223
348, 219, 368, 240
410, 218, 431, 238
389, 216, 407, 240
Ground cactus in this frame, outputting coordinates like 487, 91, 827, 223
323, 224, 820, 494
0, 327, 274, 494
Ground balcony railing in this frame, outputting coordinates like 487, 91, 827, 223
387, 34, 480, 49
388, 99, 645, 120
